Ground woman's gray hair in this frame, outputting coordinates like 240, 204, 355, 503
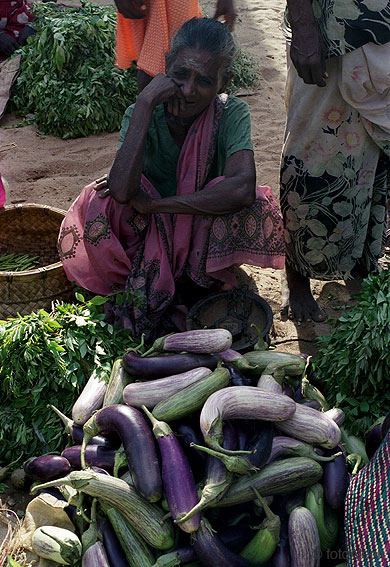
167, 18, 236, 80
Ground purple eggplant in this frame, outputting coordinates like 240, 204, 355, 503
98, 520, 130, 567
174, 421, 208, 480
297, 399, 322, 410
271, 515, 291, 567
122, 350, 218, 379
193, 518, 255, 567
224, 363, 252, 387
143, 405, 200, 533
61, 445, 116, 473
24, 455, 71, 481
382, 413, 390, 438
365, 420, 385, 460
48, 404, 119, 448
322, 449, 348, 510
82, 404, 162, 502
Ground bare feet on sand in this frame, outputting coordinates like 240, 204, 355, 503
280, 265, 327, 323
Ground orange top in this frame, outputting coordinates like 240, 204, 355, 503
115, 0, 203, 75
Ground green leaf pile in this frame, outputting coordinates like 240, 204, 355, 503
0, 294, 138, 464
10, 1, 138, 138
316, 271, 390, 437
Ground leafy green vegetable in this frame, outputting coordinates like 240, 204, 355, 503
0, 293, 138, 464
317, 271, 390, 436
10, 1, 138, 138
227, 47, 261, 94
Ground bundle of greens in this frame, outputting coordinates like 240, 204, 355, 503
0, 293, 138, 464
10, 1, 138, 138
317, 271, 390, 437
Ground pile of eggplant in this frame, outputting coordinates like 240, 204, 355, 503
23, 328, 368, 567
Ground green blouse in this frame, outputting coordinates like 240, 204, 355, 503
118, 95, 254, 198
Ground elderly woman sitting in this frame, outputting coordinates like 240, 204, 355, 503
58, 17, 285, 339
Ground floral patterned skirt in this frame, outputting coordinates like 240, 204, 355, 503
280, 42, 390, 281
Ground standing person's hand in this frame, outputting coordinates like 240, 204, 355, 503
113, 0, 147, 19
213, 0, 237, 31
290, 26, 327, 87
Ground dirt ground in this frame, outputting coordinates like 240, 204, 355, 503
0, 0, 363, 542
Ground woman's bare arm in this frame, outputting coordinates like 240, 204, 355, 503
131, 149, 257, 216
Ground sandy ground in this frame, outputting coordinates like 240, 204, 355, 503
0, 0, 360, 360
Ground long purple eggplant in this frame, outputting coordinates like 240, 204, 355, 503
193, 518, 255, 567
122, 351, 218, 379
322, 449, 348, 510
267, 436, 341, 464
174, 421, 208, 480
24, 455, 71, 481
82, 405, 162, 502
61, 445, 116, 473
98, 520, 130, 567
365, 419, 385, 460
288, 507, 320, 567
143, 406, 200, 533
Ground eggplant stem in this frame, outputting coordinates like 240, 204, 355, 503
160, 512, 172, 524
47, 404, 73, 434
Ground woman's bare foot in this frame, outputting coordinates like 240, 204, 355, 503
280, 265, 327, 323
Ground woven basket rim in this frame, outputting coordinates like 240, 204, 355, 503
0, 202, 67, 278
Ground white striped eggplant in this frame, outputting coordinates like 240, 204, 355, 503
82, 405, 162, 502
123, 367, 212, 409
256, 361, 299, 394
32, 526, 82, 565
122, 351, 219, 379
143, 406, 200, 533
82, 541, 111, 567
199, 386, 296, 454
24, 455, 71, 481
152, 366, 230, 423
72, 368, 108, 426
193, 518, 255, 567
31, 471, 175, 551
103, 358, 132, 407
288, 507, 321, 567
147, 329, 233, 355
267, 436, 341, 464
243, 351, 306, 376
216, 457, 323, 507
276, 403, 341, 449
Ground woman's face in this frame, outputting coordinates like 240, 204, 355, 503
166, 48, 228, 119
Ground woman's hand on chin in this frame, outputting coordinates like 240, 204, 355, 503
139, 74, 185, 111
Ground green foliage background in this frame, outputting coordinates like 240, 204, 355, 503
0, 294, 138, 465
317, 271, 390, 437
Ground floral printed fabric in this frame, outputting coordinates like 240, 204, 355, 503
280, 42, 390, 281
313, 0, 390, 58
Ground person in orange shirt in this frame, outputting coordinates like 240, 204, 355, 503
113, 0, 236, 91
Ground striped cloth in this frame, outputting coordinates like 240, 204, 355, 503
115, 0, 203, 74
345, 430, 390, 566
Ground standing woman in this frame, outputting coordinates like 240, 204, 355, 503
113, 0, 237, 91
280, 0, 390, 323
58, 18, 285, 340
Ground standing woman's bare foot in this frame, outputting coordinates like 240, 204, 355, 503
280, 265, 327, 323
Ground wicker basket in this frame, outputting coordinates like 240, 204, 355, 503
0, 203, 74, 319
